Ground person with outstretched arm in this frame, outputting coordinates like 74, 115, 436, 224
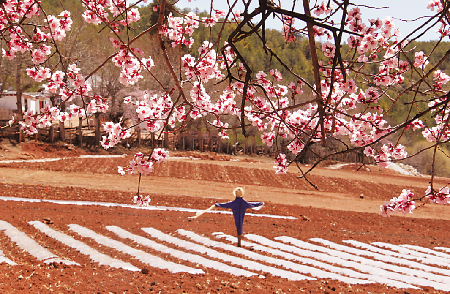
190, 187, 264, 247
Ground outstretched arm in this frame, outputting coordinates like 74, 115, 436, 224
248, 202, 264, 210
215, 200, 236, 208
188, 204, 216, 219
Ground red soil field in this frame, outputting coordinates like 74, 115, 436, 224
0, 141, 449, 293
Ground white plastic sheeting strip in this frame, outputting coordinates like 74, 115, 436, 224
314, 238, 450, 282
78, 155, 126, 158
0, 158, 63, 164
245, 234, 416, 289
344, 240, 450, 275
435, 246, 450, 253
142, 227, 312, 281
279, 236, 449, 291
107, 226, 255, 277
0, 196, 41, 203
69, 224, 203, 274
29, 221, 139, 271
0, 154, 127, 164
0, 196, 295, 220
176, 229, 319, 281
0, 220, 78, 266
370, 241, 450, 267
0, 249, 16, 265
401, 244, 450, 260
213, 233, 374, 285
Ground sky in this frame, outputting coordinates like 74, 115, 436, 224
173, 0, 443, 42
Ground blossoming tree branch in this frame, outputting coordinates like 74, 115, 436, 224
2, 0, 450, 216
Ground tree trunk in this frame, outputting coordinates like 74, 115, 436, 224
95, 112, 101, 146
15, 55, 23, 121
78, 117, 83, 147
137, 126, 141, 147
303, 0, 326, 147
151, 132, 155, 149
49, 125, 54, 143
163, 125, 169, 149
59, 102, 65, 142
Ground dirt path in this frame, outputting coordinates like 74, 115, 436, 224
1, 155, 450, 220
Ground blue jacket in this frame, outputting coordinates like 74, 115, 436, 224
215, 197, 264, 235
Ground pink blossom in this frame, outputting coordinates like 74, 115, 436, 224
287, 140, 305, 154
269, 69, 283, 81
427, 0, 443, 12
151, 148, 169, 163
274, 153, 288, 174
414, 51, 429, 69
314, 1, 333, 16
261, 132, 275, 147
322, 42, 336, 58
380, 189, 416, 217
425, 186, 450, 204
282, 16, 296, 42
133, 195, 151, 207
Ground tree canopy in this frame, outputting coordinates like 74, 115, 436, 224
2, 0, 450, 216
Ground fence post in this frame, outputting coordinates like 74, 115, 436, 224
209, 131, 213, 152
137, 127, 141, 147
163, 126, 169, 149
59, 103, 65, 142
244, 137, 248, 155
182, 133, 185, 150
94, 113, 100, 147
218, 137, 221, 154
173, 132, 176, 151
49, 125, 54, 143
197, 131, 204, 152
78, 117, 83, 147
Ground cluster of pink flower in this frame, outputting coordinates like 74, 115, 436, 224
414, 51, 429, 69
135, 92, 173, 132
111, 48, 154, 86
46, 11, 73, 41
182, 41, 223, 83
212, 119, 230, 139
381, 186, 450, 217
101, 122, 132, 150
160, 12, 199, 48
274, 153, 288, 174
425, 186, 450, 205
133, 195, 151, 207
282, 16, 296, 43
118, 149, 169, 176
313, 1, 333, 16
433, 70, 450, 91
202, 9, 226, 28
364, 144, 407, 168
86, 96, 109, 114
1, 9, 70, 71
18, 105, 69, 135
81, 0, 140, 28
380, 189, 416, 217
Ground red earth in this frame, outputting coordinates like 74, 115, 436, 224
0, 141, 450, 293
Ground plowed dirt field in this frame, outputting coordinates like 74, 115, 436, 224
0, 141, 450, 293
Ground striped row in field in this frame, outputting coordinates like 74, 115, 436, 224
0, 220, 449, 291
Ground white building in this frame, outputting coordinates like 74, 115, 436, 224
0, 91, 52, 115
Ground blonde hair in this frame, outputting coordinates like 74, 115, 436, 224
233, 187, 245, 198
